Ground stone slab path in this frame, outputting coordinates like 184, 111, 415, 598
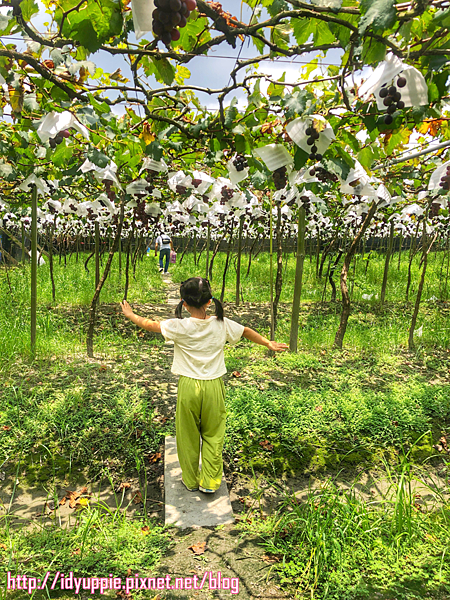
164, 436, 234, 529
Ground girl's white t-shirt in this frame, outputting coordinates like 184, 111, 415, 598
160, 316, 245, 380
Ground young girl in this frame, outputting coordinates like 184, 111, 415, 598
120, 277, 288, 494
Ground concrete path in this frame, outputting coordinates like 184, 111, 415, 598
164, 436, 234, 529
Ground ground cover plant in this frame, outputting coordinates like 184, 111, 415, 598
1, 248, 450, 599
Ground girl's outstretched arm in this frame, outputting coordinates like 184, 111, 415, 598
120, 300, 161, 333
243, 327, 288, 352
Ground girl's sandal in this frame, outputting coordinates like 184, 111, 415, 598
181, 478, 198, 492
199, 485, 217, 494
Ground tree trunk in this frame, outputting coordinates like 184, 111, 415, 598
209, 228, 228, 281
408, 224, 436, 351
220, 223, 235, 303
269, 194, 275, 342
124, 217, 135, 301
48, 224, 56, 303
329, 250, 344, 302
318, 234, 337, 278
334, 202, 377, 349
246, 232, 260, 277
205, 223, 211, 280
406, 223, 420, 301
87, 204, 124, 357
380, 220, 394, 307
289, 206, 306, 352
397, 233, 403, 270
235, 216, 244, 306
95, 222, 100, 291
273, 203, 283, 331
30, 185, 38, 356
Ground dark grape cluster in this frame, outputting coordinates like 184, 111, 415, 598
192, 178, 202, 188
220, 186, 234, 204
309, 166, 338, 183
134, 200, 150, 226
232, 154, 248, 172
305, 123, 323, 162
273, 166, 287, 190
152, 0, 197, 48
378, 76, 406, 125
103, 178, 116, 202
439, 165, 450, 191
300, 195, 311, 214
49, 129, 70, 148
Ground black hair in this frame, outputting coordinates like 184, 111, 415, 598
175, 277, 224, 321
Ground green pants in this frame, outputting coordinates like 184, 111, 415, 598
176, 375, 226, 491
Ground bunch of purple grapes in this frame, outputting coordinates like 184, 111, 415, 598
273, 166, 287, 190
378, 76, 406, 125
220, 186, 234, 205
103, 179, 116, 202
439, 165, 450, 191
152, 0, 197, 47
305, 123, 323, 162
134, 200, 150, 226
309, 167, 338, 183
49, 129, 70, 148
233, 154, 248, 172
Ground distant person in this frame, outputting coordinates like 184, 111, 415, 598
154, 231, 174, 274
120, 277, 288, 494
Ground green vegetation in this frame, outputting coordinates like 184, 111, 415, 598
1, 249, 450, 599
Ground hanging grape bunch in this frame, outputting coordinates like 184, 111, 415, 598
300, 195, 311, 215
273, 166, 287, 190
378, 75, 406, 125
309, 166, 338, 184
305, 122, 323, 162
103, 179, 116, 202
439, 165, 450, 191
232, 154, 248, 172
134, 200, 149, 227
49, 129, 70, 148
220, 186, 234, 205
152, 0, 197, 48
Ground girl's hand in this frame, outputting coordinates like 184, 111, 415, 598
268, 341, 289, 352
120, 300, 134, 319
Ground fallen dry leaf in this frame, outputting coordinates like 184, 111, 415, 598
188, 542, 206, 555
60, 487, 89, 508
232, 371, 241, 378
72, 548, 81, 555
141, 525, 150, 534
117, 482, 132, 492
0, 543, 7, 550
261, 554, 280, 563
2, 426, 11, 431
148, 452, 162, 464
99, 365, 107, 372
132, 491, 143, 504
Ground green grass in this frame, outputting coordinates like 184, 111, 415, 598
240, 451, 450, 599
0, 252, 165, 368
0, 505, 171, 600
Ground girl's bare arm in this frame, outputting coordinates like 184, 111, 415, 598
120, 300, 161, 333
243, 327, 288, 352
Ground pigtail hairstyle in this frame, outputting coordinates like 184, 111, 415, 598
175, 277, 224, 321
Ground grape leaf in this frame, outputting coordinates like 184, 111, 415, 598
282, 90, 308, 119
359, 0, 397, 35
87, 147, 109, 168
152, 58, 175, 86
52, 143, 73, 167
